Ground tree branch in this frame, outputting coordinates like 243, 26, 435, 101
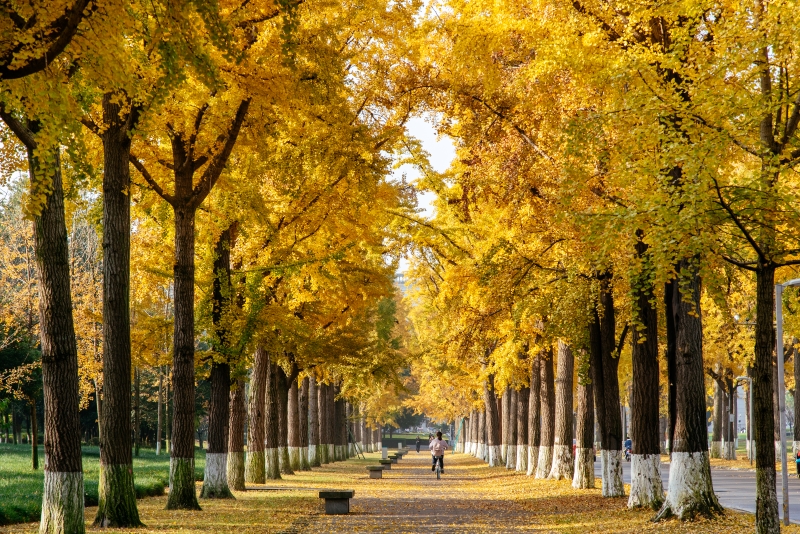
129, 153, 175, 205
0, 107, 36, 149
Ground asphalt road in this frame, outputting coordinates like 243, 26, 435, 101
594, 460, 800, 523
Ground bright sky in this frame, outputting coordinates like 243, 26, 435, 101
394, 115, 457, 273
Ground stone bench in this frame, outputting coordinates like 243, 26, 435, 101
366, 466, 384, 479
319, 490, 355, 515
388, 455, 399, 463
378, 459, 392, 470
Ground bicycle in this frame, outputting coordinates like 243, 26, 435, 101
433, 455, 443, 479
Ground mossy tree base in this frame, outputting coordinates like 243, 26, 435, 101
266, 448, 282, 480
244, 450, 265, 484
94, 463, 143, 527
227, 452, 246, 491
166, 457, 201, 510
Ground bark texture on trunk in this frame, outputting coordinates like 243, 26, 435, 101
17, 137, 85, 533
288, 379, 301, 471
245, 347, 268, 484
536, 347, 555, 479
506, 390, 518, 469
326, 384, 336, 461
597, 276, 624, 497
655, 261, 721, 521
299, 377, 311, 470
501, 389, 511, 465
94, 95, 141, 527
477, 409, 486, 461
516, 387, 529, 473
752, 264, 779, 531
573, 371, 595, 489
308, 377, 320, 467
549, 340, 573, 480
629, 236, 664, 509
527, 354, 541, 476
166, 205, 201, 510
711, 378, 724, 459
275, 365, 293, 475
227, 378, 246, 491
318, 383, 330, 464
484, 375, 502, 467
265, 356, 281, 480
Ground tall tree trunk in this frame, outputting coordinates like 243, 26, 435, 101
288, 379, 301, 471
227, 378, 246, 491
202, 225, 234, 498
484, 375, 502, 466
308, 378, 321, 466
18, 136, 85, 532
516, 388, 529, 472
665, 280, 677, 454
751, 263, 779, 531
86, 96, 141, 527
527, 354, 541, 476
275, 365, 293, 475
655, 260, 721, 520
157, 371, 163, 456
536, 347, 555, 479
501, 388, 511, 466
317, 381, 329, 464
265, 356, 281, 480
166, 204, 201, 510
477, 409, 486, 461
794, 345, 800, 454
505, 390, 517, 469
245, 347, 267, 484
628, 236, 664, 509
711, 377, 724, 458
326, 384, 336, 461
573, 363, 595, 489
597, 276, 625, 497
724, 380, 737, 460
549, 340, 574, 480
299, 377, 310, 470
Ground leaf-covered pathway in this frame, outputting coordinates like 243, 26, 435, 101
6, 451, 800, 533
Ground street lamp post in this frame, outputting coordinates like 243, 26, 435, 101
735, 376, 753, 466
775, 279, 800, 526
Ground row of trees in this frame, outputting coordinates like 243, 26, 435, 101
0, 0, 420, 532
400, 0, 800, 533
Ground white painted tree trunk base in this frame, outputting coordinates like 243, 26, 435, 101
327, 444, 335, 462
506, 443, 517, 469
722, 443, 736, 460
776, 440, 782, 461
572, 447, 595, 489
548, 444, 573, 480
601, 449, 625, 497
40, 471, 85, 534
516, 445, 528, 472
500, 443, 507, 467
536, 446, 552, 479
309, 444, 319, 466
654, 451, 722, 521
488, 445, 501, 467
709, 441, 722, 459
201, 453, 233, 498
227, 451, 245, 490
628, 454, 663, 509
156, 443, 161, 455
300, 447, 310, 470
477, 443, 485, 461
527, 445, 539, 476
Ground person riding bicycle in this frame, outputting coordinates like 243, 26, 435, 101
429, 431, 449, 474
416, 437, 421, 453
624, 436, 632, 460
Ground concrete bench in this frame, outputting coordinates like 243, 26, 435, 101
388, 454, 399, 464
378, 459, 392, 470
319, 490, 355, 515
366, 466, 384, 479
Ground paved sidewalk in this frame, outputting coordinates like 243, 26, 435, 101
595, 460, 800, 524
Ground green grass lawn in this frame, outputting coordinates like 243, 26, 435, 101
0, 444, 205, 526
